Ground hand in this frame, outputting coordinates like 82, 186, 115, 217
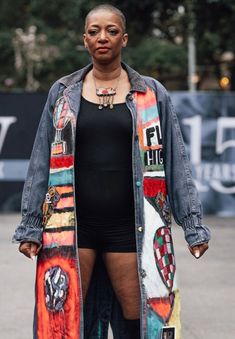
19, 241, 42, 260
188, 242, 209, 259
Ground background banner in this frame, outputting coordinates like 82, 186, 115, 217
171, 92, 235, 216
0, 91, 234, 215
0, 92, 47, 211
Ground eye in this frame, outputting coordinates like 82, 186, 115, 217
108, 29, 118, 36
88, 30, 98, 36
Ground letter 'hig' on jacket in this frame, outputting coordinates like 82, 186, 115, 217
34, 85, 180, 339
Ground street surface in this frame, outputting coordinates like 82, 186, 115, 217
0, 214, 234, 339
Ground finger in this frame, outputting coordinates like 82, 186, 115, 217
189, 245, 200, 258
198, 243, 209, 257
19, 242, 40, 260
35, 244, 42, 256
19, 242, 32, 259
189, 243, 209, 259
29, 243, 40, 260
19, 242, 30, 256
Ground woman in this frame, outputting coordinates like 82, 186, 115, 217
13, 4, 210, 339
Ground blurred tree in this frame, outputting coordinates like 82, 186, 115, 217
193, 0, 235, 89
13, 26, 59, 90
0, 0, 234, 90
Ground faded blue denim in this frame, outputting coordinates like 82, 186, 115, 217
13, 63, 210, 248
12, 63, 211, 338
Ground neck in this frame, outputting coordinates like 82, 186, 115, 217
92, 59, 122, 81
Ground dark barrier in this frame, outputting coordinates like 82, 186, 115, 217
0, 92, 47, 211
0, 91, 235, 215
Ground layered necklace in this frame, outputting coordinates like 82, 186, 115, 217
92, 69, 122, 109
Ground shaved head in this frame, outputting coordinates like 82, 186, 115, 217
85, 4, 126, 32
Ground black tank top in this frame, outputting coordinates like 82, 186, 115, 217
74, 97, 135, 223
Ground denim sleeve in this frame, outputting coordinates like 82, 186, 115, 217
12, 81, 61, 245
144, 77, 211, 247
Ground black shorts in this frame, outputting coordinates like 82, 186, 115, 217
77, 216, 136, 252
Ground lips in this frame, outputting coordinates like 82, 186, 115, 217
96, 47, 110, 52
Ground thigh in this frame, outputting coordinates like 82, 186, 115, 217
78, 248, 96, 302
103, 252, 140, 319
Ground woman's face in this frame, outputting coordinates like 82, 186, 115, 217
84, 10, 128, 64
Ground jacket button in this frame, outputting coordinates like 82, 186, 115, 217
136, 181, 141, 187
137, 226, 143, 232
129, 94, 134, 100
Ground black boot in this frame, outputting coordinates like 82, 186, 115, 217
125, 319, 140, 339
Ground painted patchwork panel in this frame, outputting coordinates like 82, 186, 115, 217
51, 96, 75, 157
153, 227, 175, 293
45, 212, 75, 228
144, 176, 171, 226
50, 155, 74, 171
147, 293, 174, 324
36, 94, 81, 338
48, 169, 73, 186
43, 230, 75, 248
36, 249, 81, 339
42, 95, 76, 238
142, 198, 171, 299
135, 87, 181, 338
146, 290, 181, 339
134, 89, 164, 172
42, 185, 75, 228
142, 198, 180, 339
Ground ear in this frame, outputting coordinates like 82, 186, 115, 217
83, 33, 87, 48
122, 33, 128, 48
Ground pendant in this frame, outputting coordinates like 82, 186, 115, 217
96, 87, 116, 109
96, 87, 116, 96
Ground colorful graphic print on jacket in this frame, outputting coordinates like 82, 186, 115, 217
134, 88, 180, 338
36, 250, 81, 339
35, 85, 181, 339
135, 88, 164, 172
36, 95, 81, 339
153, 226, 175, 292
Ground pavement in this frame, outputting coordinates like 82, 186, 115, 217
0, 214, 234, 339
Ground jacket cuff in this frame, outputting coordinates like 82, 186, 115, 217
182, 214, 211, 247
12, 214, 43, 245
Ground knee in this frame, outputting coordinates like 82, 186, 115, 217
123, 309, 140, 320
122, 300, 140, 320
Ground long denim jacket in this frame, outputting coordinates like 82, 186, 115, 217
13, 63, 210, 339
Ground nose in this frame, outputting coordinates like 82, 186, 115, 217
98, 29, 108, 42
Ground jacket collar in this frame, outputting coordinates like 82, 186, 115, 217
59, 62, 147, 93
